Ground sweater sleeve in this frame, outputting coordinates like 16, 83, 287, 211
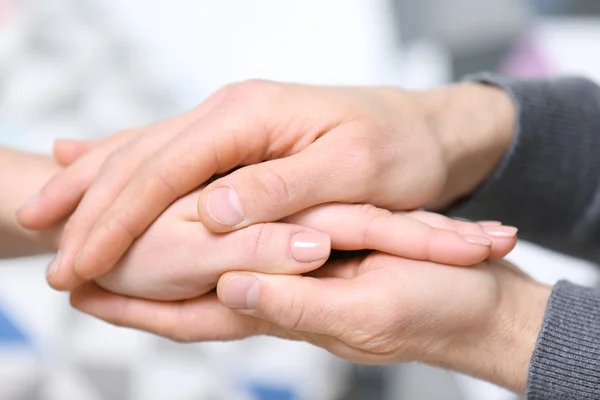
445, 75, 600, 398
448, 73, 600, 263
527, 281, 600, 399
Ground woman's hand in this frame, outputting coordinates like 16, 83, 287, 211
71, 254, 548, 395
58, 187, 518, 300
19, 81, 516, 290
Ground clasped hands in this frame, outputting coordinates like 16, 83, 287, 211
17, 81, 548, 394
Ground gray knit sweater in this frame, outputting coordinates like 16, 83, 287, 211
451, 74, 600, 399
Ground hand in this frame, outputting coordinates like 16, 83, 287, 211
71, 255, 548, 395
65, 189, 518, 299
19, 81, 516, 289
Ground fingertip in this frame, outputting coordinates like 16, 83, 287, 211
482, 225, 518, 238
435, 233, 491, 266
290, 230, 331, 265
15, 190, 44, 228
461, 234, 492, 247
487, 237, 518, 260
72, 252, 99, 282
69, 282, 97, 308
45, 249, 87, 291
197, 185, 246, 233
217, 273, 260, 309
47, 266, 87, 292
69, 283, 111, 316
53, 138, 96, 167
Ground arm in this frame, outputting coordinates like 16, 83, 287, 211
437, 75, 600, 398
0, 147, 61, 257
446, 74, 600, 262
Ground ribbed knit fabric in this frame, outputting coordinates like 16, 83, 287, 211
453, 74, 600, 262
449, 74, 600, 399
527, 281, 600, 399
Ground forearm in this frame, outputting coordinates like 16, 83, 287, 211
0, 147, 61, 257
440, 269, 600, 398
442, 75, 600, 262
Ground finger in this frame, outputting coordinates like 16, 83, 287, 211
96, 222, 331, 301
197, 130, 376, 233
405, 211, 518, 259
17, 129, 139, 230
53, 139, 99, 166
217, 269, 395, 365
43, 126, 180, 291
68, 81, 348, 282
20, 83, 229, 233
286, 204, 492, 266
217, 271, 360, 336
69, 283, 271, 342
52, 89, 239, 286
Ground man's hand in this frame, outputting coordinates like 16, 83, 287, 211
71, 254, 547, 395
19, 81, 515, 289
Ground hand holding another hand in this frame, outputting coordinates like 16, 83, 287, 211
80, 188, 518, 300
19, 81, 516, 290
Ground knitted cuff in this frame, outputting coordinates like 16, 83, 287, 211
527, 281, 600, 399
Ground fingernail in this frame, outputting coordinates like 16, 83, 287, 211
461, 234, 492, 246
46, 251, 62, 279
19, 192, 41, 212
477, 220, 502, 227
291, 231, 330, 263
220, 274, 259, 308
206, 186, 245, 226
483, 225, 518, 238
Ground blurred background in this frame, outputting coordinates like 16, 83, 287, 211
1, 0, 600, 399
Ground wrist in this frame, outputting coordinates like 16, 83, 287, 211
0, 149, 62, 257
436, 265, 551, 394
420, 82, 516, 209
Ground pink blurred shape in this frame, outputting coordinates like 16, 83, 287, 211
500, 33, 554, 77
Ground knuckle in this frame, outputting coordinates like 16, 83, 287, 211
152, 169, 182, 198
169, 306, 197, 343
359, 204, 392, 247
335, 134, 383, 196
253, 168, 292, 210
221, 79, 282, 110
237, 223, 275, 264
100, 151, 121, 174
348, 310, 411, 355
276, 291, 306, 331
104, 211, 138, 242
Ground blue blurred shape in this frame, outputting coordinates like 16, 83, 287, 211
248, 383, 297, 400
0, 307, 30, 345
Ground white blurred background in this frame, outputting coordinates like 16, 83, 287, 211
1, 0, 600, 399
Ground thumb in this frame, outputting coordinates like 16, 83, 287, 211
53, 139, 99, 166
217, 271, 356, 335
198, 132, 371, 233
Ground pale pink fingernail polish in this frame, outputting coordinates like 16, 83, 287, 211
46, 251, 62, 279
483, 226, 518, 238
220, 274, 259, 308
291, 232, 330, 263
19, 192, 41, 213
461, 234, 492, 246
206, 186, 245, 226
477, 220, 502, 227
